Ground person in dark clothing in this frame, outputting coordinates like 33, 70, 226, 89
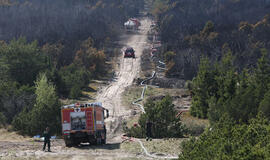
43, 127, 51, 152
146, 120, 152, 141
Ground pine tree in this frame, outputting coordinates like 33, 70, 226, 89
0, 38, 47, 85
228, 70, 257, 123
138, 95, 186, 138
30, 74, 61, 135
254, 49, 270, 103
191, 57, 216, 118
208, 51, 237, 123
258, 83, 270, 119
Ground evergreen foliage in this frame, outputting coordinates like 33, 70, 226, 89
12, 74, 61, 135
124, 95, 186, 138
190, 57, 215, 118
179, 115, 270, 160
191, 49, 270, 124
58, 64, 91, 99
0, 37, 48, 86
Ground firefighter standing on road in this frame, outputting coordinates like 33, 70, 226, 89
43, 127, 51, 152
146, 120, 152, 141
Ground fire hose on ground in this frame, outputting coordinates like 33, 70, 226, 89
130, 55, 178, 159
130, 70, 178, 159
128, 21, 178, 159
132, 71, 156, 113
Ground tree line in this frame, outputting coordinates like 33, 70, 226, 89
191, 49, 270, 123
150, 0, 270, 80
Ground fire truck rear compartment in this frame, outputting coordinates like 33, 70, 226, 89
61, 103, 109, 147
70, 112, 86, 130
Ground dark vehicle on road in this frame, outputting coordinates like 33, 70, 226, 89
124, 47, 135, 58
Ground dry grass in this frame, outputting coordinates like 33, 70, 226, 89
181, 112, 209, 125
121, 141, 142, 154
145, 86, 189, 98
1, 156, 38, 160
181, 112, 209, 136
60, 80, 106, 105
140, 49, 155, 78
141, 138, 185, 156
121, 138, 185, 156
0, 128, 31, 142
121, 86, 144, 109
60, 99, 78, 106
0, 0, 12, 6
125, 115, 140, 128
81, 82, 101, 103
119, 158, 143, 160
121, 85, 189, 109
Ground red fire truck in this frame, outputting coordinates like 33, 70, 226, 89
61, 102, 109, 147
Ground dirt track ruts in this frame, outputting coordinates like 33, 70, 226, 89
97, 18, 152, 142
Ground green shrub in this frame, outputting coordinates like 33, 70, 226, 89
12, 74, 61, 135
125, 95, 187, 138
179, 115, 270, 160
58, 64, 91, 98
185, 122, 206, 136
164, 51, 176, 63
184, 80, 193, 91
69, 84, 82, 99
0, 37, 48, 86
123, 124, 145, 138
191, 50, 270, 124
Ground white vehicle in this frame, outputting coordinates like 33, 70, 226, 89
124, 18, 141, 31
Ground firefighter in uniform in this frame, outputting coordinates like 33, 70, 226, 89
146, 120, 152, 141
43, 127, 51, 152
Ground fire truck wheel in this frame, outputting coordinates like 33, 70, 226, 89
74, 141, 80, 146
65, 140, 73, 147
102, 130, 106, 144
89, 139, 97, 145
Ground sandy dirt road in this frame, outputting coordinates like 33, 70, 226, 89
97, 18, 152, 142
0, 18, 152, 160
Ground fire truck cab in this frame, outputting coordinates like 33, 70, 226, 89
61, 102, 109, 147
